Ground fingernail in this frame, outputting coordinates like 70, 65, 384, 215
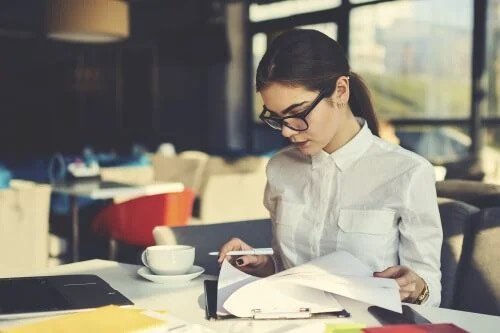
236, 258, 243, 266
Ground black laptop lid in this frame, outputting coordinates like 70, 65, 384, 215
0, 274, 133, 316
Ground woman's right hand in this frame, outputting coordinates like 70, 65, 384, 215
217, 238, 275, 277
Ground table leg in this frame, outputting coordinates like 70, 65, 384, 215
70, 195, 79, 262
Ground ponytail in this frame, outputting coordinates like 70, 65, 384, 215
348, 72, 379, 136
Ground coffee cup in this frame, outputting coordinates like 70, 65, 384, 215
141, 245, 195, 275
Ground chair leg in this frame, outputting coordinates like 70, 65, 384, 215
109, 238, 119, 261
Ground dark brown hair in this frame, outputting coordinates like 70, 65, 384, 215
256, 29, 379, 136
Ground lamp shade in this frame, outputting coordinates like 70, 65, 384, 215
46, 0, 129, 43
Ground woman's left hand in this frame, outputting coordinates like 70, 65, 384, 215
374, 265, 425, 302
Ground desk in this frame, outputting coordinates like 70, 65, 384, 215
1, 260, 498, 333
51, 181, 184, 262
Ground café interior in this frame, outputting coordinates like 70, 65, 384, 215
0, 0, 499, 331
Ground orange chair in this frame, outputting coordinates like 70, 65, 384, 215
92, 189, 195, 259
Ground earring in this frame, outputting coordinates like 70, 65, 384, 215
336, 102, 346, 109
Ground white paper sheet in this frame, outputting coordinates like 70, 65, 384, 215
276, 273, 401, 313
216, 259, 259, 316
272, 250, 374, 278
219, 250, 402, 318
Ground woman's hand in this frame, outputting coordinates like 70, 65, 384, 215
374, 265, 425, 303
217, 238, 275, 277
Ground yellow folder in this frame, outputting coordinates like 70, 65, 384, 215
324, 323, 366, 333
1, 305, 167, 333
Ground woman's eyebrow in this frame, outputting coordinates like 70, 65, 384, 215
264, 101, 308, 116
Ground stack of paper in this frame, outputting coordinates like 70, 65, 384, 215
0, 306, 167, 333
217, 251, 401, 318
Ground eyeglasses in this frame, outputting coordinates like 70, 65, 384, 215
259, 90, 327, 131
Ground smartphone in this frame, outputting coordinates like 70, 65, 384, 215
368, 305, 431, 325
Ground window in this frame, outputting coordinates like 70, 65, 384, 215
252, 32, 267, 121
248, 0, 500, 182
349, 0, 473, 120
486, 0, 500, 117
483, 128, 500, 182
250, 0, 340, 22
483, 0, 500, 182
350, 0, 377, 4
396, 126, 470, 163
299, 23, 337, 40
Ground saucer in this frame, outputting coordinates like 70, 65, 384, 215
137, 265, 205, 285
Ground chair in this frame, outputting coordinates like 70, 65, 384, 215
437, 198, 479, 308
198, 172, 269, 224
453, 207, 500, 315
92, 189, 195, 260
153, 219, 272, 275
436, 180, 500, 208
0, 180, 51, 275
152, 154, 208, 196
197, 155, 269, 224
441, 157, 485, 181
152, 153, 270, 224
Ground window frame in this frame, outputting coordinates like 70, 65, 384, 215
247, 0, 491, 163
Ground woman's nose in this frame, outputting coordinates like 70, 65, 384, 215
281, 125, 298, 138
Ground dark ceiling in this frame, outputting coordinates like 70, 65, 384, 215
0, 0, 43, 37
0, 0, 212, 40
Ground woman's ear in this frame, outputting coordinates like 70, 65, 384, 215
335, 76, 350, 103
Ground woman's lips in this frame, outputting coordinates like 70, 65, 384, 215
294, 140, 309, 147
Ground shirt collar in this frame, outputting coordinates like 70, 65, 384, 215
311, 118, 374, 171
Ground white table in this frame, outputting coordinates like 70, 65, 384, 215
1, 260, 499, 333
51, 181, 184, 262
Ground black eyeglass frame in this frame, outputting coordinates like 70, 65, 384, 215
259, 89, 329, 131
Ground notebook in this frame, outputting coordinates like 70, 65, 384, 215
0, 306, 166, 333
0, 274, 133, 319
206, 251, 401, 320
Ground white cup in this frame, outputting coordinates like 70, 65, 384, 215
141, 245, 195, 275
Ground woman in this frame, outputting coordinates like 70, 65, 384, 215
218, 29, 442, 307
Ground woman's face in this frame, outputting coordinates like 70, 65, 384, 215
260, 79, 350, 156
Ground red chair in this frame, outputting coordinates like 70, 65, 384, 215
92, 189, 195, 259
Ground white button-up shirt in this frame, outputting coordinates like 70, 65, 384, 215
264, 118, 443, 307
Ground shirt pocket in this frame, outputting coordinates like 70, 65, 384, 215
337, 208, 397, 271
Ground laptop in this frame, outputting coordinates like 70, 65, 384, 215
0, 274, 133, 319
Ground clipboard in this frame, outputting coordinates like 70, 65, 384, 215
204, 280, 350, 320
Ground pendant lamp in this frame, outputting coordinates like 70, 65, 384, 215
46, 0, 129, 43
